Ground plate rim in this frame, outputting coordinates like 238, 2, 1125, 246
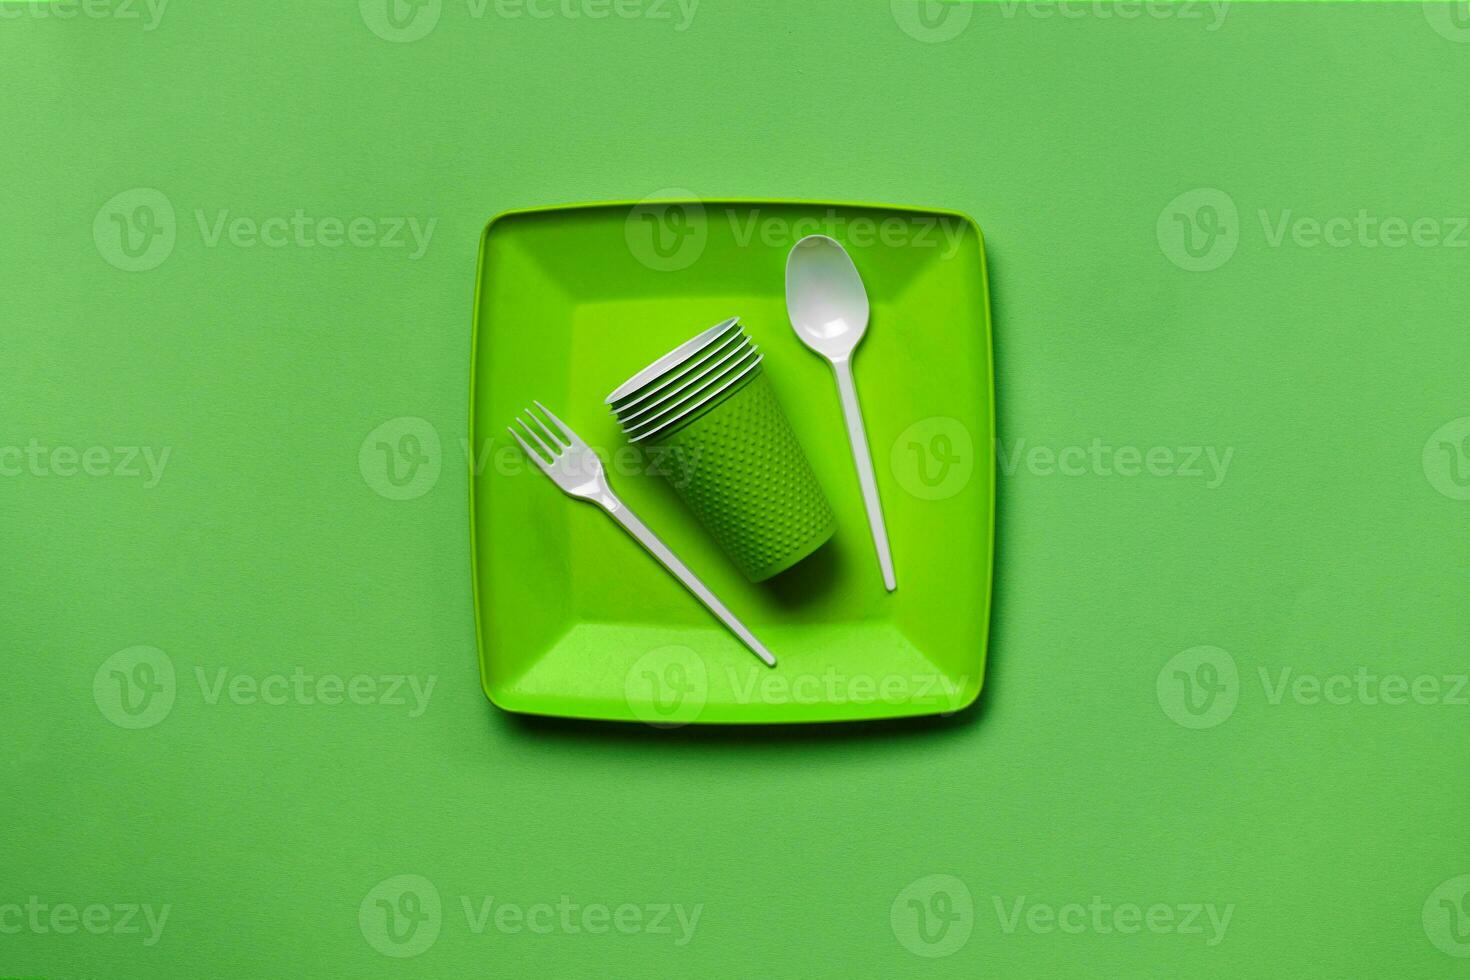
469, 197, 996, 724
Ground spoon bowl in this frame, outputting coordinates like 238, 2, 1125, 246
786, 235, 870, 361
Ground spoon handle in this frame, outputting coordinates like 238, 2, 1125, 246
833, 358, 897, 591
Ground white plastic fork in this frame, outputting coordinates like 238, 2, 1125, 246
508, 401, 777, 668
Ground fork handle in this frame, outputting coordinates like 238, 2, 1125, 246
597, 494, 777, 668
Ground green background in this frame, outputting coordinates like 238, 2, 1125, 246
4, 1, 1469, 976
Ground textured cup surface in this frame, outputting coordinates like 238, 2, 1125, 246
648, 371, 835, 582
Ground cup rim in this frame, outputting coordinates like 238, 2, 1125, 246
615, 335, 754, 427
621, 345, 760, 435
604, 317, 741, 405
629, 352, 765, 444
611, 329, 747, 418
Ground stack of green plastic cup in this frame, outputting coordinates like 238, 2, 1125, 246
606, 317, 836, 582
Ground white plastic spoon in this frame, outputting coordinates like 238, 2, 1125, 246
785, 234, 897, 592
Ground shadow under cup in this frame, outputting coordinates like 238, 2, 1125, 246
641, 368, 835, 582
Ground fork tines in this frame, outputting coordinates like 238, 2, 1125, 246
508, 401, 572, 466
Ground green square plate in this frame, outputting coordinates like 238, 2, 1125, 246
470, 199, 994, 723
